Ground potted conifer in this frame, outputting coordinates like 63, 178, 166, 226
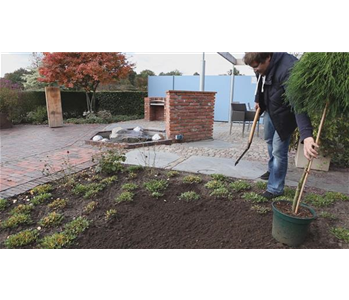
271, 52, 349, 246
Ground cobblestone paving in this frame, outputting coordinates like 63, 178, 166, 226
114, 119, 296, 163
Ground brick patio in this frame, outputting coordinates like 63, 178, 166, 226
0, 124, 106, 198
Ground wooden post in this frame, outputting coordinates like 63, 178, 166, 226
45, 87, 63, 128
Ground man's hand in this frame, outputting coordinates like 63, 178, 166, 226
303, 137, 319, 160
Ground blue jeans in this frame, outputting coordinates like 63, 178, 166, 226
264, 112, 291, 195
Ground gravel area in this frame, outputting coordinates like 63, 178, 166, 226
114, 119, 296, 164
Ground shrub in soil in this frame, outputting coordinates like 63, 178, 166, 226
5, 229, 39, 249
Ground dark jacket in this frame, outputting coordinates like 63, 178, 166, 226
255, 52, 313, 142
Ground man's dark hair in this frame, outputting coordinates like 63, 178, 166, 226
243, 52, 273, 65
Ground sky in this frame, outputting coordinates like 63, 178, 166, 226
127, 52, 255, 76
0, 52, 255, 77
1, 52, 33, 77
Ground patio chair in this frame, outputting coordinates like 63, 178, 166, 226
230, 102, 260, 137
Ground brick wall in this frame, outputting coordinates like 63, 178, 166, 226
144, 97, 165, 121
165, 91, 216, 142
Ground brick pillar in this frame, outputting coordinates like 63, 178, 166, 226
165, 90, 216, 142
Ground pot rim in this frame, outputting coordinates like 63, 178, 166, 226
272, 199, 317, 220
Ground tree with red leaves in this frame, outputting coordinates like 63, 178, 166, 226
39, 52, 133, 113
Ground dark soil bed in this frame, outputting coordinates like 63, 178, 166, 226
1, 166, 348, 249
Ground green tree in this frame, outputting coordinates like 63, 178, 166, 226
4, 68, 32, 88
136, 69, 156, 90
159, 69, 182, 76
128, 69, 137, 86
22, 68, 46, 91
226, 68, 240, 76
285, 52, 349, 213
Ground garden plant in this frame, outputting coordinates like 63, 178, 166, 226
286, 52, 349, 213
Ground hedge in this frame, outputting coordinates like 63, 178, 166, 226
18, 91, 86, 119
97, 91, 146, 116
17, 91, 146, 120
